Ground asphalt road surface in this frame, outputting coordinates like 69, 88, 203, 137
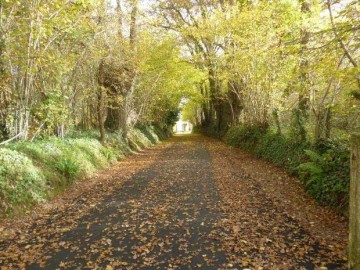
0, 135, 348, 270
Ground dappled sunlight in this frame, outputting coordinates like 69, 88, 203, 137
0, 0, 359, 268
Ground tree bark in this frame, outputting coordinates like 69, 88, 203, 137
105, 96, 121, 131
0, 48, 9, 139
314, 108, 332, 141
228, 79, 243, 125
116, 0, 123, 38
119, 95, 128, 139
0, 2, 9, 140
208, 65, 223, 132
272, 109, 282, 135
130, 0, 138, 50
118, 0, 138, 139
297, 0, 311, 141
97, 86, 106, 143
350, 134, 360, 270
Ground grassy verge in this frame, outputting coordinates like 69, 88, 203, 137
223, 125, 350, 213
0, 126, 170, 217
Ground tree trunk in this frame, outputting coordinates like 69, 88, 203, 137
272, 109, 282, 135
214, 102, 223, 133
350, 134, 360, 270
324, 108, 331, 138
130, 0, 138, 50
208, 66, 222, 131
97, 86, 106, 143
228, 79, 243, 125
105, 98, 121, 131
116, 0, 123, 38
119, 97, 128, 139
116, 0, 138, 139
0, 5, 9, 140
314, 108, 332, 141
0, 58, 9, 140
297, 0, 311, 141
200, 83, 210, 126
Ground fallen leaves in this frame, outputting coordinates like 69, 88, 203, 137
0, 135, 348, 269
208, 137, 348, 269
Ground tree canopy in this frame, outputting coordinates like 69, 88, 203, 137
0, 0, 359, 143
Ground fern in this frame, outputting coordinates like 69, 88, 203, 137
298, 162, 323, 176
303, 149, 322, 163
55, 157, 80, 180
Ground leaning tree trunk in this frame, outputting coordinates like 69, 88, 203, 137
350, 134, 360, 270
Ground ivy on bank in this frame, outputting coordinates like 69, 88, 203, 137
224, 125, 350, 213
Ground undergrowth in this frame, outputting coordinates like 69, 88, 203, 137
224, 125, 350, 213
0, 125, 169, 216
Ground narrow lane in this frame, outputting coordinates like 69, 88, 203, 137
0, 135, 348, 269
1, 136, 229, 270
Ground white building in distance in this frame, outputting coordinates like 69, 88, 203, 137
173, 115, 193, 134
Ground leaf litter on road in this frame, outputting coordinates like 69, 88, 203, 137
0, 135, 348, 269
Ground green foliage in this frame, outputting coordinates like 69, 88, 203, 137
288, 109, 307, 142
224, 125, 350, 212
256, 132, 309, 174
137, 125, 161, 144
55, 157, 80, 181
198, 124, 219, 138
105, 132, 133, 158
1, 0, 356, 218
0, 148, 47, 214
152, 125, 172, 141
182, 100, 202, 125
33, 90, 71, 136
101, 147, 117, 162
128, 129, 152, 149
68, 138, 110, 169
164, 109, 180, 129
351, 90, 360, 100
0, 126, 169, 216
9, 138, 108, 190
136, 38, 205, 126
224, 125, 267, 151
298, 141, 350, 210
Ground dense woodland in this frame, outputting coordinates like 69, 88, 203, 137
0, 0, 199, 142
0, 0, 359, 213
0, 0, 359, 141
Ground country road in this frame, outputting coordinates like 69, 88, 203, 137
0, 135, 348, 270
